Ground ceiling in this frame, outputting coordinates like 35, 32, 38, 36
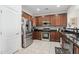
22, 5, 70, 16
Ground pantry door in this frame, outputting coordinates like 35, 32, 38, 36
0, 6, 21, 54
0, 7, 2, 53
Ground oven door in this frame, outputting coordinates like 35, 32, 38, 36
42, 32, 49, 39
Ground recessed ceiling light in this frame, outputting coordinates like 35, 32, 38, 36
36, 8, 40, 11
57, 5, 60, 7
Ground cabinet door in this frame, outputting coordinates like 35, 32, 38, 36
50, 32, 55, 41
35, 17, 40, 26
55, 32, 60, 42
32, 17, 36, 26
63, 14, 67, 26
51, 15, 56, 26
50, 32, 60, 42
38, 31, 41, 40
32, 31, 38, 39
32, 31, 41, 40
44, 15, 51, 24
51, 15, 61, 26
51, 14, 67, 26
60, 14, 67, 26
55, 15, 61, 26
73, 45, 79, 54
38, 16, 43, 26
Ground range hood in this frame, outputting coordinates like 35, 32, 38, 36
42, 20, 50, 26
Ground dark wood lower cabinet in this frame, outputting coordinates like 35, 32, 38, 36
73, 44, 79, 54
32, 31, 41, 40
32, 31, 62, 42
50, 32, 61, 42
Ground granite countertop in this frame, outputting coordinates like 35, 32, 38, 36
33, 26, 59, 32
34, 29, 57, 32
33, 26, 63, 31
33, 26, 79, 47
61, 32, 79, 47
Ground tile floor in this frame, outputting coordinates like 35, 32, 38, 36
15, 40, 61, 54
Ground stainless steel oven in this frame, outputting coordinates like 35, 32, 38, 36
41, 32, 50, 41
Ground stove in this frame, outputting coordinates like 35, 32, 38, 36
41, 28, 50, 41
43, 28, 50, 32
41, 32, 50, 41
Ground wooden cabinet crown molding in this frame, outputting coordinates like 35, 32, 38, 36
22, 11, 32, 20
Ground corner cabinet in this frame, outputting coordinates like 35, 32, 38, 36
0, 6, 21, 54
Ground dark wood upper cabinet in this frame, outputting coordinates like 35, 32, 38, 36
60, 13, 67, 26
22, 11, 67, 27
34, 16, 43, 26
37, 16, 51, 26
51, 13, 67, 26
38, 16, 43, 26
44, 15, 51, 24
55, 15, 61, 26
51, 15, 56, 26
22, 11, 32, 20
34, 13, 67, 27
32, 17, 38, 26
35, 17, 40, 26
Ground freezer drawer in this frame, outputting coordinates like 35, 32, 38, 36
22, 38, 33, 48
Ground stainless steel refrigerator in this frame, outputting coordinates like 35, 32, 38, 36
21, 17, 33, 48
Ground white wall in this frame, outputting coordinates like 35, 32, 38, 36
67, 5, 79, 28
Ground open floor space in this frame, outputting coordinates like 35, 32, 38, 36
16, 40, 61, 54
